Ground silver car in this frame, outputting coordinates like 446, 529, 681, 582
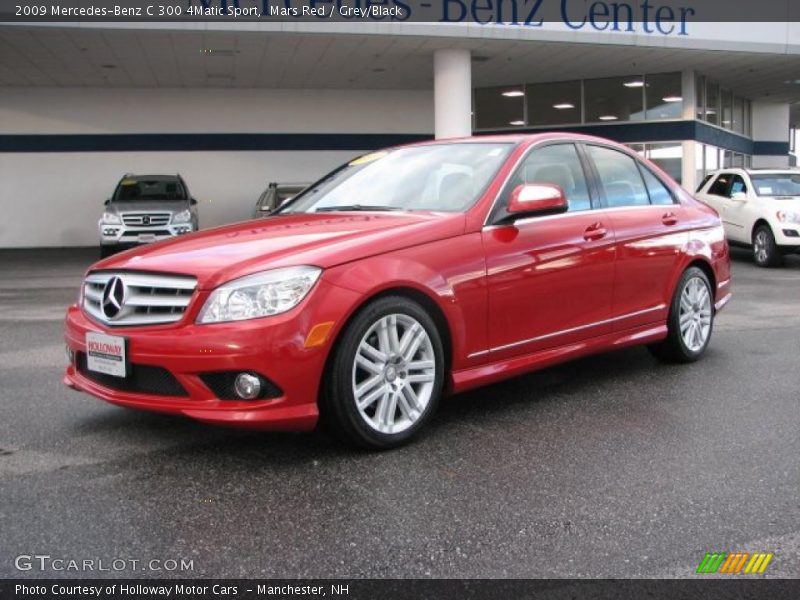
99, 174, 199, 257
252, 182, 308, 218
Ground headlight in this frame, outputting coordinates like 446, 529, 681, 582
776, 210, 800, 224
172, 209, 192, 224
101, 211, 121, 224
197, 266, 321, 324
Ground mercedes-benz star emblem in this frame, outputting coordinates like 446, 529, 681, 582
142, 215, 150, 225
101, 276, 126, 320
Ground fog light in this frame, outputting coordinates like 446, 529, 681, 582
234, 373, 261, 400
782, 229, 799, 237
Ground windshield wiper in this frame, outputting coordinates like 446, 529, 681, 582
314, 204, 403, 213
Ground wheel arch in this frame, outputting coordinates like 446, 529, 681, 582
686, 258, 717, 300
751, 218, 772, 244
320, 285, 455, 397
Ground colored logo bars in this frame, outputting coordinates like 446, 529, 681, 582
696, 552, 773, 574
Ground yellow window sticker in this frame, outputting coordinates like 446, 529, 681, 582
120, 179, 138, 186
349, 151, 388, 166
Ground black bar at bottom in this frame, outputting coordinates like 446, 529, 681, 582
1, 579, 799, 600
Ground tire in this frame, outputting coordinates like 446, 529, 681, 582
648, 266, 714, 363
752, 224, 783, 268
321, 296, 445, 449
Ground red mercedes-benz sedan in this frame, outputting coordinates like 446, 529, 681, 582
64, 134, 731, 448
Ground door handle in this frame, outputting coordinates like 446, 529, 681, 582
583, 222, 607, 241
662, 212, 678, 226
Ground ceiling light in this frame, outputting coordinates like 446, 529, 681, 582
624, 80, 644, 88
553, 103, 575, 110
509, 120, 525, 126
502, 90, 524, 98
662, 96, 683, 102
598, 115, 618, 121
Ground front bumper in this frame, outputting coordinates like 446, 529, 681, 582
774, 226, 800, 248
99, 223, 195, 246
63, 279, 361, 430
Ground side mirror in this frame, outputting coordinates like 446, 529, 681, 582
104, 199, 111, 206
190, 197, 198, 206
506, 184, 569, 219
730, 191, 747, 202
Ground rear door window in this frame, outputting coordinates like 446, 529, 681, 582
639, 166, 675, 206
586, 145, 650, 208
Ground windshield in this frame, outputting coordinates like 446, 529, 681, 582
750, 174, 800, 197
279, 143, 513, 214
114, 178, 187, 202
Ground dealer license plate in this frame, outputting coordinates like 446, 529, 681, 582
85, 331, 127, 378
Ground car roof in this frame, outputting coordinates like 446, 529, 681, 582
121, 174, 180, 181
404, 132, 631, 149
707, 168, 800, 175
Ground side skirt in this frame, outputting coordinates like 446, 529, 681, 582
450, 323, 668, 394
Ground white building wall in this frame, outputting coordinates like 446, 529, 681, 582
0, 87, 434, 248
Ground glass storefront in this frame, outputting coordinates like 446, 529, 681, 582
475, 71, 684, 129
696, 75, 751, 136
473, 71, 756, 193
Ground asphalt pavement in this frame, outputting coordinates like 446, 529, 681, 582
0, 247, 798, 579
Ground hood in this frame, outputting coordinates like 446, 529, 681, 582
94, 211, 465, 289
107, 200, 190, 213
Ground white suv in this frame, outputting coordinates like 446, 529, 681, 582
696, 169, 800, 267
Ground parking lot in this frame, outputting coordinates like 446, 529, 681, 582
0, 247, 798, 579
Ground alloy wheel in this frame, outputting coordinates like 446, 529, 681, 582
754, 230, 769, 264
678, 276, 712, 352
351, 313, 436, 434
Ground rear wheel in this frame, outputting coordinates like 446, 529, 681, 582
752, 224, 782, 268
649, 267, 714, 363
321, 296, 444, 449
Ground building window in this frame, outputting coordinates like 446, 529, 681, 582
705, 80, 720, 126
584, 75, 645, 123
732, 96, 745, 134
474, 85, 525, 130
525, 80, 582, 126
645, 72, 683, 120
695, 75, 705, 121
721, 89, 733, 129
695, 75, 752, 137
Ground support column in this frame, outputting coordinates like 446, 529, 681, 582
434, 49, 472, 140
751, 102, 791, 168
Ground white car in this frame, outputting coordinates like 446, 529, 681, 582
696, 169, 800, 267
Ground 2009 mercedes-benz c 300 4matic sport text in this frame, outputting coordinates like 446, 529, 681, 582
64, 134, 732, 448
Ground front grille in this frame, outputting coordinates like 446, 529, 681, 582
200, 371, 283, 400
83, 271, 197, 327
76, 352, 188, 397
121, 212, 172, 227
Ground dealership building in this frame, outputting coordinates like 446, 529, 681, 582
1, 9, 799, 248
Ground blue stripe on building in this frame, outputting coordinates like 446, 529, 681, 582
0, 125, 789, 155
0, 133, 431, 153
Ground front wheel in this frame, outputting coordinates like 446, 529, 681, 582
649, 267, 714, 363
753, 225, 783, 268
321, 296, 444, 449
